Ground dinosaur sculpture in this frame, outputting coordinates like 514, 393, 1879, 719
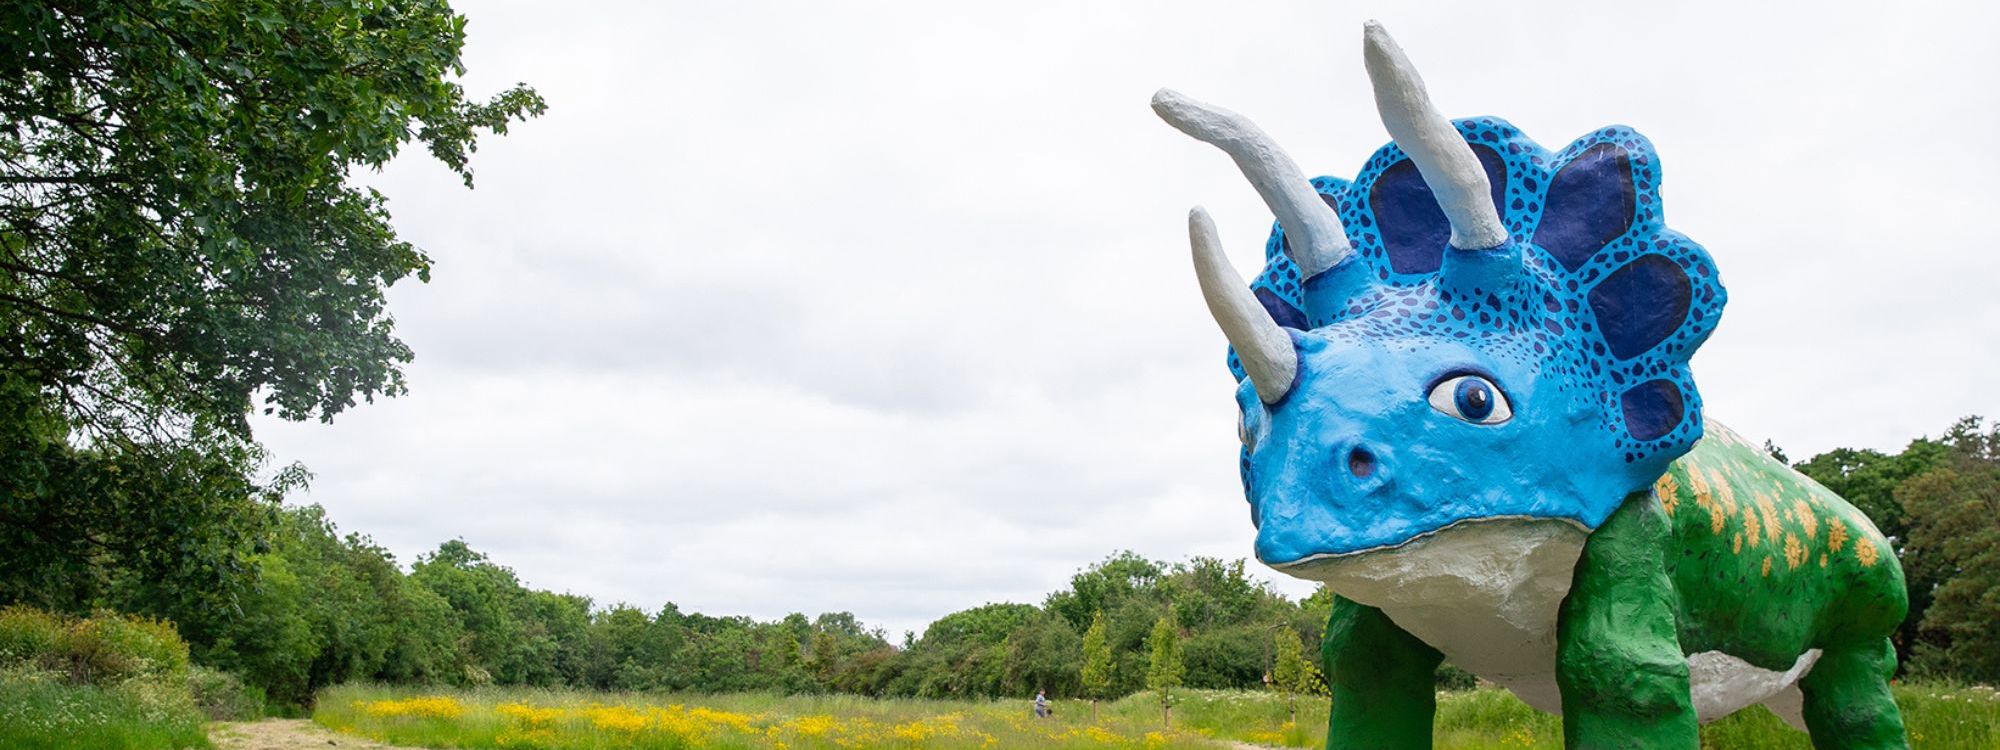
1153, 21, 1909, 750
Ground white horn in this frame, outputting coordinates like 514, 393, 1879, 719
1153, 89, 1352, 279
1362, 21, 1509, 251
1188, 207, 1296, 404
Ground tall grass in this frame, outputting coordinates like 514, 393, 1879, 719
317, 682, 2000, 750
1423, 683, 2000, 750
1897, 684, 2000, 749
1156, 683, 2000, 749
0, 606, 211, 750
0, 667, 209, 750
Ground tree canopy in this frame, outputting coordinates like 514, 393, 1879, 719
0, 0, 541, 636
1887, 418, 2000, 681
2, 0, 543, 440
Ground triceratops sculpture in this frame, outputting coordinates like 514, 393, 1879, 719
1155, 22, 1909, 749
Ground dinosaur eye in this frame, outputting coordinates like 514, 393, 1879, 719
1428, 374, 1512, 425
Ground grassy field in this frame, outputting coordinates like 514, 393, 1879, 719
0, 667, 210, 750
0, 606, 213, 750
1423, 683, 2000, 749
318, 684, 1224, 749
317, 682, 2000, 749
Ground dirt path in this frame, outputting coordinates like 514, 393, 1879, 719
208, 719, 418, 750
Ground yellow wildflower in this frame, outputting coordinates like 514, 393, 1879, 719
584, 704, 648, 732
495, 702, 564, 727
359, 696, 464, 720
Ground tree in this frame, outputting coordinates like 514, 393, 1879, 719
1271, 628, 1305, 724
807, 630, 839, 688
1161, 557, 1268, 630
1000, 610, 1080, 698
1080, 610, 1112, 721
1182, 624, 1265, 688
1762, 439, 1789, 464
515, 589, 592, 687
888, 602, 1036, 699
1147, 606, 1183, 727
1, 0, 543, 440
0, 0, 541, 632
1268, 626, 1326, 725
1897, 417, 2000, 681
1045, 552, 1164, 631
585, 604, 674, 691
0, 402, 284, 621
409, 540, 536, 684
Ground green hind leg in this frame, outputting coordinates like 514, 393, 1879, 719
1320, 594, 1442, 750
1799, 639, 1909, 749
1556, 491, 1699, 749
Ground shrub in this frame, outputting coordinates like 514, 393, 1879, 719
63, 611, 191, 685
0, 606, 191, 686
189, 665, 267, 721
0, 607, 213, 748
0, 606, 64, 665
1436, 661, 1479, 691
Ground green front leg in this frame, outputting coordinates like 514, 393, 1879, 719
1321, 594, 1443, 749
1556, 491, 1699, 749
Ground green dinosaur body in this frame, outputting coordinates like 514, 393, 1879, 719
1654, 423, 1907, 666
1319, 421, 1909, 748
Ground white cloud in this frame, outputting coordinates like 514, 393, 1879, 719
254, 0, 2000, 638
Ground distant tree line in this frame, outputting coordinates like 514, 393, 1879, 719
4, 415, 1997, 707
0, 467, 1338, 707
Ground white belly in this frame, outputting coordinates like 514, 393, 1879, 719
1275, 517, 1815, 725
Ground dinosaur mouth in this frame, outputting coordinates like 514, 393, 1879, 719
1268, 515, 1589, 582
1267, 516, 1589, 714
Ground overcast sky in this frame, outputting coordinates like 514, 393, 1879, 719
250, 1, 2000, 639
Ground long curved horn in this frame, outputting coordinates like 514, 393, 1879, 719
1362, 21, 1508, 251
1153, 89, 1352, 279
1188, 207, 1296, 404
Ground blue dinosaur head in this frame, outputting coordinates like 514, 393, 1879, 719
1159, 23, 1726, 571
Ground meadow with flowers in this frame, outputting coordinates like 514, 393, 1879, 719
315, 682, 2000, 750
317, 684, 1229, 750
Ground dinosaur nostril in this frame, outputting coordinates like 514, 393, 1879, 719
1348, 447, 1376, 479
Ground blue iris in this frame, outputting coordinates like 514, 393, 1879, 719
1454, 378, 1494, 420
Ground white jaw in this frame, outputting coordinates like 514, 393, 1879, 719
1274, 517, 1589, 713
1272, 516, 1820, 724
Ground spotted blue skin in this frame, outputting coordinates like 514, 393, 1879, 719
1226, 119, 1728, 564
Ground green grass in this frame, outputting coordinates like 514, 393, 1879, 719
0, 606, 211, 750
315, 682, 2000, 750
1425, 683, 2000, 750
1896, 683, 2000, 749
0, 667, 210, 750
